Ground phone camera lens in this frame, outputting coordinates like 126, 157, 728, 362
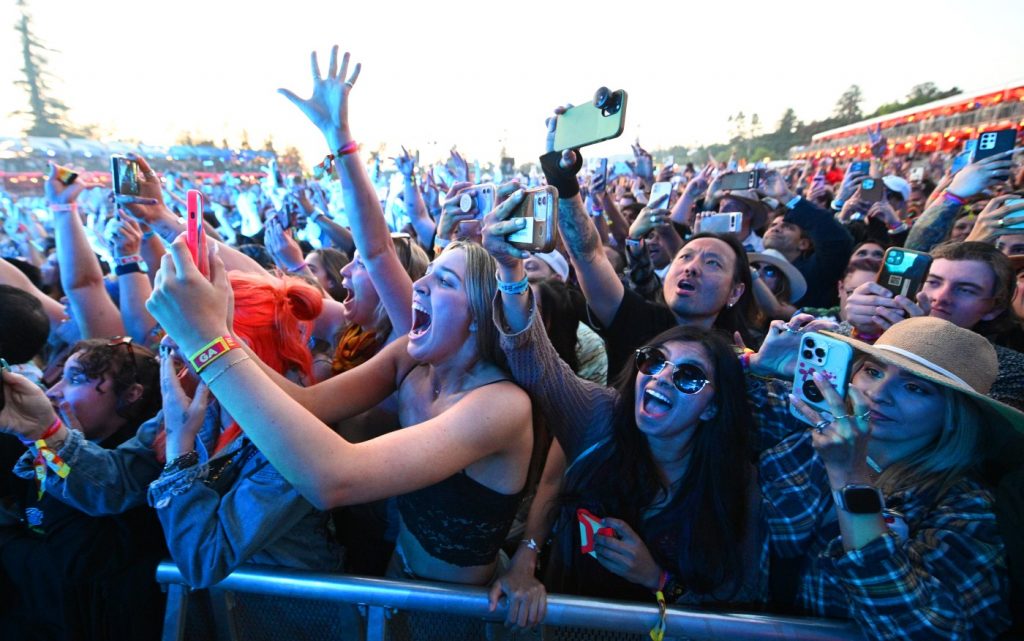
593, 87, 610, 109
803, 379, 824, 403
814, 348, 825, 357
805, 339, 816, 348
802, 350, 813, 359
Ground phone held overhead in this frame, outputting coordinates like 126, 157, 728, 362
552, 87, 628, 152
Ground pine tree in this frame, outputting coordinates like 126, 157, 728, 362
13, 0, 81, 137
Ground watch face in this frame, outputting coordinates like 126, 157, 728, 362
844, 486, 884, 513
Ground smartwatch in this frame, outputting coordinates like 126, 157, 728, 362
834, 484, 884, 514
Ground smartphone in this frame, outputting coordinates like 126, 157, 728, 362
648, 181, 673, 209
1002, 198, 1024, 230
849, 161, 870, 175
553, 87, 628, 152
790, 333, 854, 426
111, 155, 141, 196
950, 150, 973, 175
53, 164, 78, 186
186, 190, 210, 278
577, 508, 615, 558
457, 183, 497, 219
700, 212, 742, 234
877, 247, 932, 298
719, 170, 761, 192
971, 128, 1016, 162
508, 186, 559, 253
859, 177, 885, 203
909, 167, 925, 182
596, 158, 609, 185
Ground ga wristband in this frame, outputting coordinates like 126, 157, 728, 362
188, 335, 240, 373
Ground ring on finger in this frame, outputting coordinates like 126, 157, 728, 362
344, 81, 354, 88
813, 419, 831, 433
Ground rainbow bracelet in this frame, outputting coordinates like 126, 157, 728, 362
188, 335, 240, 373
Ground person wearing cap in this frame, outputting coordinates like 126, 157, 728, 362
845, 241, 1024, 409
758, 316, 1020, 640
747, 248, 808, 327
758, 171, 854, 308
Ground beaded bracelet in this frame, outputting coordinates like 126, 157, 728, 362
188, 335, 240, 373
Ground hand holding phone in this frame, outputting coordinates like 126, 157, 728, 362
506, 186, 559, 253
876, 248, 931, 299
577, 508, 615, 558
552, 87, 628, 152
111, 155, 141, 196
790, 333, 854, 426
186, 190, 210, 278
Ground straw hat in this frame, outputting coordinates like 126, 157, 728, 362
748, 248, 807, 303
823, 317, 1024, 461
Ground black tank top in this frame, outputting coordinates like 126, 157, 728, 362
397, 470, 523, 567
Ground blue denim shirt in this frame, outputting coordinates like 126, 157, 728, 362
14, 404, 339, 588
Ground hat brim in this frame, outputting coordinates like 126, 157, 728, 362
748, 252, 808, 303
820, 330, 1024, 466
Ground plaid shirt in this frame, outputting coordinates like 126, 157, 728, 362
760, 430, 1011, 640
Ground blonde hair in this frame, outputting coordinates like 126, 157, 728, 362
445, 241, 506, 369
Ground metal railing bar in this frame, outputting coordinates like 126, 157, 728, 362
156, 562, 863, 641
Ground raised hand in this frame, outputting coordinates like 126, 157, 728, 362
948, 149, 1016, 199
278, 46, 362, 150
159, 346, 211, 462
868, 124, 887, 159
480, 189, 529, 268
448, 147, 470, 183
965, 194, 1024, 244
392, 146, 418, 178
0, 369, 58, 441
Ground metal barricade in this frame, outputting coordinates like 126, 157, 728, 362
156, 562, 864, 641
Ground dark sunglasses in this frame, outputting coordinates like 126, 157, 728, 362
107, 336, 138, 384
751, 262, 779, 278
634, 347, 711, 395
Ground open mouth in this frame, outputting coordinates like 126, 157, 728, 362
641, 388, 673, 416
677, 280, 697, 293
341, 285, 355, 305
410, 302, 432, 338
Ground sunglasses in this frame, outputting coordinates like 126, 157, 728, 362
751, 262, 779, 278
107, 336, 138, 384
634, 347, 711, 395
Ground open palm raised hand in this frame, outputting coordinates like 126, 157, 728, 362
278, 46, 362, 149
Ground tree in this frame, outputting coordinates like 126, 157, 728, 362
12, 0, 84, 137
867, 82, 962, 118
262, 136, 277, 153
833, 85, 864, 123
750, 113, 762, 139
776, 108, 798, 135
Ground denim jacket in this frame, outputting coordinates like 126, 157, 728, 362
14, 404, 339, 588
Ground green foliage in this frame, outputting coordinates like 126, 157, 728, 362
653, 82, 961, 164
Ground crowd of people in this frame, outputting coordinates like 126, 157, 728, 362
2, 45, 1024, 641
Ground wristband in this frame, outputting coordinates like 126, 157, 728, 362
625, 237, 644, 250
887, 221, 908, 234
944, 192, 966, 206
116, 254, 144, 266
48, 203, 77, 214
18, 416, 63, 447
142, 229, 155, 240
310, 208, 326, 223
115, 262, 145, 276
24, 418, 70, 499
188, 335, 240, 373
539, 150, 582, 199
738, 348, 754, 372
203, 353, 251, 388
312, 141, 359, 179
520, 538, 540, 553
496, 272, 529, 296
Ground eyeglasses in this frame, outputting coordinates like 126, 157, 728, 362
107, 336, 138, 384
751, 262, 779, 278
634, 347, 712, 395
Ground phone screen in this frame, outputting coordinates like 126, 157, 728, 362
111, 156, 141, 196
649, 182, 672, 208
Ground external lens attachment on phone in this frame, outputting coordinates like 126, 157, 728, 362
593, 87, 623, 116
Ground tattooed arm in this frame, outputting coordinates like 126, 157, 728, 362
904, 197, 961, 252
559, 193, 624, 327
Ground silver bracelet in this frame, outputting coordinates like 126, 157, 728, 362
202, 353, 251, 387
520, 538, 540, 553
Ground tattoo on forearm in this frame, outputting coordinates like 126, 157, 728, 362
905, 200, 960, 252
558, 197, 601, 260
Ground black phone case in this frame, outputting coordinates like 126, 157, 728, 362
972, 129, 1016, 162
877, 248, 932, 298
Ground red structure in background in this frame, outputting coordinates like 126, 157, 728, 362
791, 83, 1024, 160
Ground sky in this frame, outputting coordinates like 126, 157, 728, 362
2, 0, 1023, 167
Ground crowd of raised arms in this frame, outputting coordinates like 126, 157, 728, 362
3, 46, 1024, 641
